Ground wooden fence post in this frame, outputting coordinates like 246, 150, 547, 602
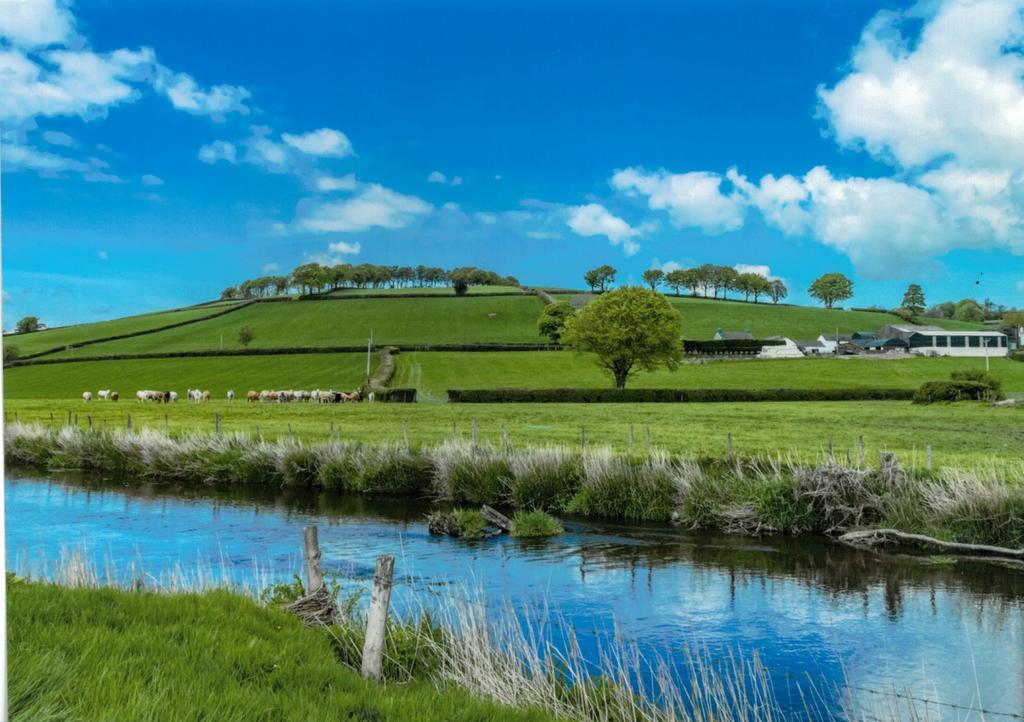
164, 414, 169, 434
646, 426, 651, 454
215, 414, 221, 434
727, 432, 733, 456
471, 418, 478, 445
302, 526, 323, 592
67, 410, 72, 428
580, 427, 586, 452
858, 435, 865, 467
14, 411, 19, 424
361, 554, 395, 682
87, 415, 92, 429
126, 414, 132, 432
926, 445, 932, 471
828, 435, 834, 460
628, 425, 634, 453
501, 425, 511, 452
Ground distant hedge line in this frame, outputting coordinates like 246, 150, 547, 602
372, 388, 417, 403
446, 388, 916, 403
16, 301, 255, 361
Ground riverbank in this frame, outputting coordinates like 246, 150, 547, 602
7, 422, 1023, 547
7, 578, 561, 722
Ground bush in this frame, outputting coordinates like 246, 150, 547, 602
913, 370, 1003, 404
447, 388, 915, 403
1010, 350, 1024, 362
426, 508, 488, 538
372, 388, 417, 403
510, 510, 564, 537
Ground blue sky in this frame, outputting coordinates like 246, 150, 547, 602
3, 0, 1023, 327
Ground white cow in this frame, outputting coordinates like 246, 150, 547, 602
187, 388, 201, 403
227, 390, 235, 402
169, 391, 179, 403
98, 389, 110, 400
82, 391, 93, 402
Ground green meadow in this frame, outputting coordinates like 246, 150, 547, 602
3, 353, 373, 399
8, 581, 556, 722
5, 303, 241, 357
42, 296, 548, 356
5, 397, 1021, 467
394, 351, 1024, 400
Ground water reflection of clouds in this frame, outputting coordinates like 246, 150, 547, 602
6, 474, 1022, 718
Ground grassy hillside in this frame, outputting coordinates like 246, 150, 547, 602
6, 397, 1021, 467
4, 353, 373, 399
394, 352, 1024, 400
9, 581, 556, 722
44, 296, 547, 357
4, 303, 242, 357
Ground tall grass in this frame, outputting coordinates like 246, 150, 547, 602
7, 422, 1024, 546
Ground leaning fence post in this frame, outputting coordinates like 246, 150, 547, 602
361, 554, 395, 682
629, 425, 635, 452
87, 415, 92, 429
303, 525, 323, 592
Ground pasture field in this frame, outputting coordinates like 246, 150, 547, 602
3, 302, 242, 357
3, 353, 373, 399
43, 296, 547, 357
558, 294, 988, 338
5, 398, 1021, 468
394, 352, 1024, 400
8, 581, 557, 722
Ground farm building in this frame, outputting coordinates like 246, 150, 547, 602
817, 333, 852, 354
794, 339, 826, 355
875, 325, 1009, 357
758, 337, 805, 359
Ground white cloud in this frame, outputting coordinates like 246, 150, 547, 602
819, 0, 1024, 169
294, 184, 432, 233
156, 70, 250, 120
281, 128, 352, 158
611, 167, 746, 233
733, 263, 775, 279
658, 260, 684, 273
567, 203, 641, 255
141, 173, 164, 186
41, 130, 73, 146
328, 240, 361, 255
727, 169, 811, 235
315, 173, 357, 192
198, 140, 237, 164
428, 171, 447, 184
0, 0, 76, 48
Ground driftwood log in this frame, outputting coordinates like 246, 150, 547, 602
481, 505, 513, 532
838, 528, 1024, 561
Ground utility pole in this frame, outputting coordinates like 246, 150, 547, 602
366, 328, 374, 381
984, 336, 990, 373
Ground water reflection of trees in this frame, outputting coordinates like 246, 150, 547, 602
17, 471, 1024, 618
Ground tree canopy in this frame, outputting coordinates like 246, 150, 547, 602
583, 265, 617, 292
562, 287, 682, 389
901, 284, 926, 315
641, 269, 664, 290
536, 301, 575, 343
14, 316, 42, 334
808, 273, 854, 309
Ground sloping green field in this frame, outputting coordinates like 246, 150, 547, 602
394, 352, 1024, 400
4, 303, 243, 357
43, 296, 547, 357
3, 353, 372, 399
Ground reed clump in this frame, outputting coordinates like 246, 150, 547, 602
7, 422, 1023, 546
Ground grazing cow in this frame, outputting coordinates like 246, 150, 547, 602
168, 391, 179, 403
187, 388, 201, 403
201, 391, 210, 403
227, 390, 235, 402
98, 389, 110, 400
110, 391, 119, 402
247, 390, 259, 402
367, 391, 375, 403
154, 391, 168, 403
82, 391, 93, 402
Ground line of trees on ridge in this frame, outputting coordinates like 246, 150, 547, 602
586, 264, 789, 304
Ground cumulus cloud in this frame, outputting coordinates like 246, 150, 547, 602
733, 263, 774, 279
567, 203, 641, 255
281, 128, 353, 158
427, 170, 462, 186
156, 71, 250, 120
141, 173, 164, 186
0, 0, 76, 48
198, 140, 237, 164
611, 167, 746, 233
41, 130, 73, 146
328, 240, 361, 255
315, 173, 357, 192
294, 184, 432, 233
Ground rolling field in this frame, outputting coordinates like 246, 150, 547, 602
394, 352, 1024, 399
4, 398, 1021, 468
4, 303, 242, 357
557, 294, 987, 338
43, 296, 547, 357
3, 353, 373, 399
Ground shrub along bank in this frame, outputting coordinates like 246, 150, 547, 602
447, 388, 916, 403
6, 423, 1022, 547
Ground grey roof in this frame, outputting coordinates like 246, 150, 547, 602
884, 324, 946, 334
820, 333, 852, 342
795, 339, 825, 348
717, 331, 754, 340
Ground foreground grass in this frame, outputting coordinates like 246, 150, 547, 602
43, 296, 548, 356
5, 398, 1021, 467
394, 352, 1024, 400
8, 579, 558, 722
4, 353, 374, 399
4, 303, 241, 357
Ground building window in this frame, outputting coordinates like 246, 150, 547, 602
937, 336, 949, 346
951, 336, 966, 347
968, 337, 980, 348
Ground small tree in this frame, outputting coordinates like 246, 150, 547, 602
901, 284, 926, 315
3, 345, 19, 365
665, 269, 688, 296
238, 326, 255, 348
583, 265, 617, 292
953, 299, 984, 322
768, 279, 788, 304
453, 279, 469, 296
14, 316, 42, 334
562, 287, 682, 389
537, 301, 575, 344
808, 273, 854, 309
641, 269, 664, 291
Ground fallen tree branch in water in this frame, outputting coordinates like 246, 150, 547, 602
838, 528, 1024, 560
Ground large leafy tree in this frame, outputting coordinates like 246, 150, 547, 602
901, 284, 926, 315
808, 273, 854, 309
562, 287, 682, 389
768, 279, 788, 304
14, 316, 42, 334
537, 301, 575, 343
954, 299, 984, 322
641, 269, 664, 291
583, 265, 617, 292
665, 269, 689, 296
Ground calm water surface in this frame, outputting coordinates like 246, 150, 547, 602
6, 470, 1024, 719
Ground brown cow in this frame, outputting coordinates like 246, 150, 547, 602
110, 391, 119, 402
247, 390, 259, 402
201, 391, 210, 403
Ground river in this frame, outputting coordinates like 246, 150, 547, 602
6, 470, 1023, 720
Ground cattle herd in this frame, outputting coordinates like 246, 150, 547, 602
82, 388, 372, 403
